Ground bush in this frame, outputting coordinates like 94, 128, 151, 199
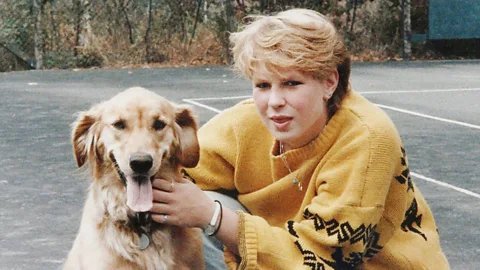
346, 0, 402, 60
43, 48, 103, 69
75, 48, 103, 68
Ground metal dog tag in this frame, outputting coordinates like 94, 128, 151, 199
139, 233, 150, 250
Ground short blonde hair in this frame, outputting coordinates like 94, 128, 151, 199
230, 8, 351, 118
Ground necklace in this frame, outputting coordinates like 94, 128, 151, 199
279, 142, 303, 192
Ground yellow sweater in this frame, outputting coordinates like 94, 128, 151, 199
187, 90, 449, 269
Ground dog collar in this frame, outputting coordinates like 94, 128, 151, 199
132, 212, 153, 250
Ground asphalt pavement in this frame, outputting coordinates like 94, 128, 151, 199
0, 60, 479, 269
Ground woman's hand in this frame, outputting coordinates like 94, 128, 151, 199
151, 176, 216, 228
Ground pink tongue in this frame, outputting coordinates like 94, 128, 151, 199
126, 176, 153, 212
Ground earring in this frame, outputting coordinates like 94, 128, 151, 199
324, 93, 332, 101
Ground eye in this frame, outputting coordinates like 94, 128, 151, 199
284, 81, 302, 87
153, 119, 166, 131
255, 82, 270, 89
113, 120, 126, 130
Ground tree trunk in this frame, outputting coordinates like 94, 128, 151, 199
402, 0, 412, 60
81, 0, 94, 48
120, 0, 134, 45
49, 1, 60, 51
350, 0, 357, 33
145, 0, 153, 63
73, 0, 82, 56
224, 0, 236, 64
189, 0, 203, 47
33, 0, 44, 69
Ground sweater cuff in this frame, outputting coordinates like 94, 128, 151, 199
236, 211, 258, 269
224, 248, 239, 269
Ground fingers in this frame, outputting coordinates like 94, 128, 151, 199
177, 176, 192, 184
152, 213, 191, 227
152, 188, 173, 204
150, 202, 172, 224
152, 214, 169, 224
152, 178, 175, 192
151, 201, 166, 212
150, 177, 200, 227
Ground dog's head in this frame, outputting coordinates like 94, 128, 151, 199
71, 87, 199, 213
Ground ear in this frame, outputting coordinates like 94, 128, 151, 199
323, 70, 339, 101
71, 107, 99, 167
173, 105, 199, 168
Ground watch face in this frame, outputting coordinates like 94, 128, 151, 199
204, 225, 215, 236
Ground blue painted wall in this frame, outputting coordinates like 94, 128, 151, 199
429, 0, 480, 39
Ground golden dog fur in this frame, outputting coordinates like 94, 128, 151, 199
64, 87, 204, 269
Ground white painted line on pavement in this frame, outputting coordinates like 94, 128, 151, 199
186, 87, 480, 101
375, 104, 480, 130
181, 99, 480, 199
186, 95, 251, 101
411, 172, 480, 199
452, 75, 480, 79
182, 99, 222, 113
359, 87, 480, 94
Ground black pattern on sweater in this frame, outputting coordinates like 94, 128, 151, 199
287, 208, 383, 269
395, 147, 414, 192
302, 208, 381, 249
401, 198, 427, 240
395, 147, 427, 241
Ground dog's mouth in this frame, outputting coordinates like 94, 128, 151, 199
110, 152, 155, 213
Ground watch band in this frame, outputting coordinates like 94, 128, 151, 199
210, 200, 223, 236
204, 200, 222, 236
209, 201, 221, 227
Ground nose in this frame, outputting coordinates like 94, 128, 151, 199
267, 88, 286, 108
129, 152, 153, 174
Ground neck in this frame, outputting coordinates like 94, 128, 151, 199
280, 123, 326, 153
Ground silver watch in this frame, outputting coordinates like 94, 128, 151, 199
203, 201, 221, 236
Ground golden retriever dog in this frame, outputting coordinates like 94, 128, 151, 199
64, 87, 204, 270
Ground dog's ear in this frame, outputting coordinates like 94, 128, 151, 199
174, 105, 199, 168
71, 106, 100, 167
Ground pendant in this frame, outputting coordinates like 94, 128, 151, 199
293, 177, 298, 185
139, 233, 150, 250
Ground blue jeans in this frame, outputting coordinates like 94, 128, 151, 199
202, 191, 248, 270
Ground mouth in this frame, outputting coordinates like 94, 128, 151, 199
110, 152, 127, 186
110, 152, 154, 213
270, 115, 293, 130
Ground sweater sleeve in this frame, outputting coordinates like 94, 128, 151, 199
227, 119, 407, 269
185, 106, 240, 191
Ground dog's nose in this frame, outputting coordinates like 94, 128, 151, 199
129, 153, 153, 174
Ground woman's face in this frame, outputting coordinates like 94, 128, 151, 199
252, 64, 338, 151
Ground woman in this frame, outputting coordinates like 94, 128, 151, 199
151, 8, 449, 269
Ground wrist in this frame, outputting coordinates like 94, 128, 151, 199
200, 200, 216, 228
203, 200, 223, 236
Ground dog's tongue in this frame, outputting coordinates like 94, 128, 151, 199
126, 176, 153, 212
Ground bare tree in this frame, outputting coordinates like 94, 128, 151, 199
33, 0, 45, 69
145, 0, 153, 63
402, 0, 411, 59
81, 0, 94, 48
48, 0, 60, 51
120, 0, 134, 45
73, 0, 82, 56
224, 0, 236, 64
189, 0, 203, 47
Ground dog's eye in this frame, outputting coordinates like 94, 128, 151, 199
113, 120, 126, 130
153, 119, 166, 131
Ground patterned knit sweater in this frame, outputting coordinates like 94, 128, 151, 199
186, 90, 449, 269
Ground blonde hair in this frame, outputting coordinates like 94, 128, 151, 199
230, 8, 351, 118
